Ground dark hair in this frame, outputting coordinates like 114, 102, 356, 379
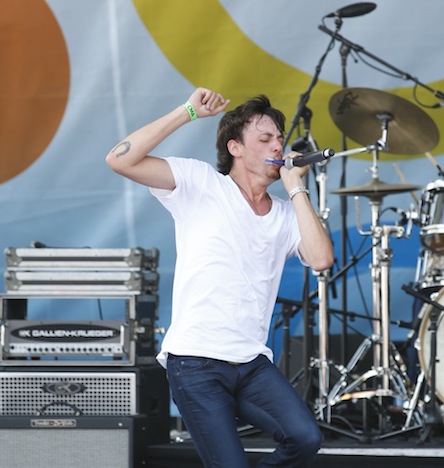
216, 95, 286, 175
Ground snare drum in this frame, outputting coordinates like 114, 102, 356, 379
419, 179, 444, 253
416, 287, 444, 402
415, 248, 444, 291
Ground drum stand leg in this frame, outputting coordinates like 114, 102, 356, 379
401, 284, 444, 442
417, 303, 443, 444
327, 222, 424, 439
404, 369, 426, 430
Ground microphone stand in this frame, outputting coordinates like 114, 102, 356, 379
282, 17, 341, 415
338, 19, 350, 367
283, 21, 338, 149
318, 25, 444, 101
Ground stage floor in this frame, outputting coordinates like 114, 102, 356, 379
145, 425, 444, 468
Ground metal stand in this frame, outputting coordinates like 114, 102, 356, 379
326, 135, 425, 439
280, 7, 442, 439
401, 283, 444, 443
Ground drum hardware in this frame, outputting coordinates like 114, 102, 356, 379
325, 89, 413, 425
324, 221, 425, 438
403, 369, 426, 430
414, 248, 444, 292
419, 179, 444, 254
329, 87, 439, 155
401, 283, 444, 442
319, 21, 444, 128
329, 157, 424, 438
274, 297, 304, 381
393, 162, 420, 206
316, 13, 442, 439
331, 178, 421, 199
330, 89, 423, 198
319, 18, 438, 392
286, 8, 442, 438
425, 151, 444, 179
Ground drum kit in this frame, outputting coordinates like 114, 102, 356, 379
307, 86, 443, 440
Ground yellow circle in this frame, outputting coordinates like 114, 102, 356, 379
133, 0, 444, 160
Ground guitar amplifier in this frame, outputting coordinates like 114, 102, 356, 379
0, 365, 169, 419
0, 370, 136, 416
1, 319, 132, 361
0, 415, 167, 468
0, 294, 158, 366
0, 365, 170, 466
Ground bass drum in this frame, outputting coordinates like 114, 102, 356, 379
417, 286, 444, 402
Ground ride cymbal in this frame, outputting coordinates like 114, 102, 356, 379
329, 87, 439, 154
331, 178, 421, 199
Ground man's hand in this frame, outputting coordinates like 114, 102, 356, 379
187, 88, 230, 118
279, 151, 309, 192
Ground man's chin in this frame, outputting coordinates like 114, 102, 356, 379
267, 168, 281, 182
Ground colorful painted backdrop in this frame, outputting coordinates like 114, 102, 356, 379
1, 1, 444, 366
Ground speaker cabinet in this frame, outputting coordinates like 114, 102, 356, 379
0, 364, 170, 420
0, 365, 170, 467
0, 415, 160, 467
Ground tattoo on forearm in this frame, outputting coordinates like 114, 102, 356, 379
112, 141, 131, 157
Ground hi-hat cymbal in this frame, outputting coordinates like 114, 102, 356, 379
331, 178, 420, 199
329, 87, 439, 154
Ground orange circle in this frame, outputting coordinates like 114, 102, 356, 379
0, 0, 69, 183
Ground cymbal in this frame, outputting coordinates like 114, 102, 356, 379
331, 178, 421, 199
329, 87, 439, 154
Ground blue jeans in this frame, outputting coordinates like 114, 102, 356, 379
167, 354, 322, 467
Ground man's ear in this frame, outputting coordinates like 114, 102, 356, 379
227, 139, 241, 158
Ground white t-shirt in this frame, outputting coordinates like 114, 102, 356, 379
150, 157, 303, 368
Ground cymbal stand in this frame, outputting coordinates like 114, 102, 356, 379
327, 212, 421, 437
318, 24, 444, 105
327, 143, 423, 438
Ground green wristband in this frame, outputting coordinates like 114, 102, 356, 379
182, 101, 197, 121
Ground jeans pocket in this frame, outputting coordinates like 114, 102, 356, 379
168, 355, 210, 377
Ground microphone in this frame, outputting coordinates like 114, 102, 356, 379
325, 2, 376, 18
284, 149, 335, 169
388, 207, 408, 225
388, 206, 419, 227
291, 136, 311, 153
31, 240, 47, 248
